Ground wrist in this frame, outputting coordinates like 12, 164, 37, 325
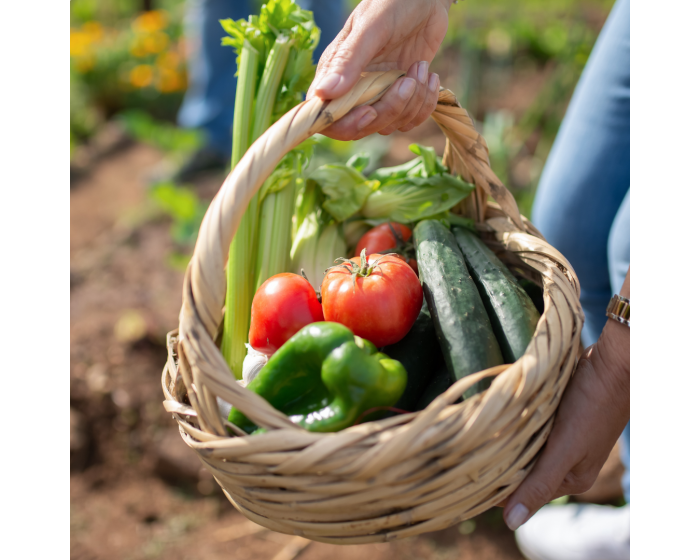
592, 317, 630, 400
573, 320, 630, 429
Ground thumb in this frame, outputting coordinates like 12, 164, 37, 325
309, 22, 384, 100
503, 439, 571, 531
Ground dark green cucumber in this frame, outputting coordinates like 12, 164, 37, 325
414, 361, 459, 410
453, 227, 540, 363
381, 298, 444, 412
414, 220, 503, 398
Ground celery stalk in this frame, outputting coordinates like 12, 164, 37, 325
219, 1, 319, 378
251, 36, 291, 141
231, 40, 259, 167
254, 179, 296, 290
221, 42, 259, 378
251, 36, 295, 290
221, 36, 293, 378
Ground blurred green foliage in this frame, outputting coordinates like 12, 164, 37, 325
150, 182, 206, 245
149, 181, 207, 269
117, 109, 202, 154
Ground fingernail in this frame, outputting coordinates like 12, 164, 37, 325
417, 61, 429, 84
316, 73, 341, 94
505, 503, 529, 531
357, 108, 377, 130
398, 78, 417, 100
429, 73, 439, 92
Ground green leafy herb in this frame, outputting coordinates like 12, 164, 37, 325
309, 164, 377, 222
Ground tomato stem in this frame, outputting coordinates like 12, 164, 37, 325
326, 249, 402, 290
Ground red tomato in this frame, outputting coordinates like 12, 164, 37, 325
249, 273, 324, 355
321, 251, 423, 347
355, 222, 419, 274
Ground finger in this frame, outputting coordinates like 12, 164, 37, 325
307, 25, 351, 96
321, 63, 423, 140
319, 105, 378, 141
502, 437, 572, 531
308, 19, 385, 100
375, 61, 430, 136
337, 76, 416, 140
398, 72, 440, 132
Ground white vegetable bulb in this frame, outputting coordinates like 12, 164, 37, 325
242, 344, 269, 386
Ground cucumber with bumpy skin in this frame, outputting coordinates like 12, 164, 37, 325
414, 220, 503, 398
453, 227, 540, 363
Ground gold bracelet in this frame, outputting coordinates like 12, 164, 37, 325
606, 294, 630, 327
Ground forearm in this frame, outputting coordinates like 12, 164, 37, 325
594, 267, 630, 415
597, 267, 632, 378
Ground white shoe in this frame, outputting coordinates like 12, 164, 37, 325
515, 503, 630, 560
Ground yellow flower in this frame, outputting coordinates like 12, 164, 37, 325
133, 10, 168, 34
129, 64, 154, 88
156, 51, 180, 70
82, 21, 104, 42
70, 29, 90, 57
143, 31, 169, 54
71, 21, 105, 58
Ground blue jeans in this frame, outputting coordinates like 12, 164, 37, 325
177, 0, 346, 157
531, 0, 630, 502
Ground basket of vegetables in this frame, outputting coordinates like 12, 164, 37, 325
162, 2, 583, 544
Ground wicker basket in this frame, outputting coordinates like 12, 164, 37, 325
161, 70, 583, 544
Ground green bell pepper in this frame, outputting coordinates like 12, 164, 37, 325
228, 322, 407, 433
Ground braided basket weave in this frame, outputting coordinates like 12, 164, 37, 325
162, 70, 583, 544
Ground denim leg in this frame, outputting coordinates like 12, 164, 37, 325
177, 0, 346, 158
177, 0, 253, 158
297, 0, 346, 56
608, 189, 630, 295
531, 0, 630, 348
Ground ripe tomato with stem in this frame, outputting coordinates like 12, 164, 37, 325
321, 249, 423, 347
